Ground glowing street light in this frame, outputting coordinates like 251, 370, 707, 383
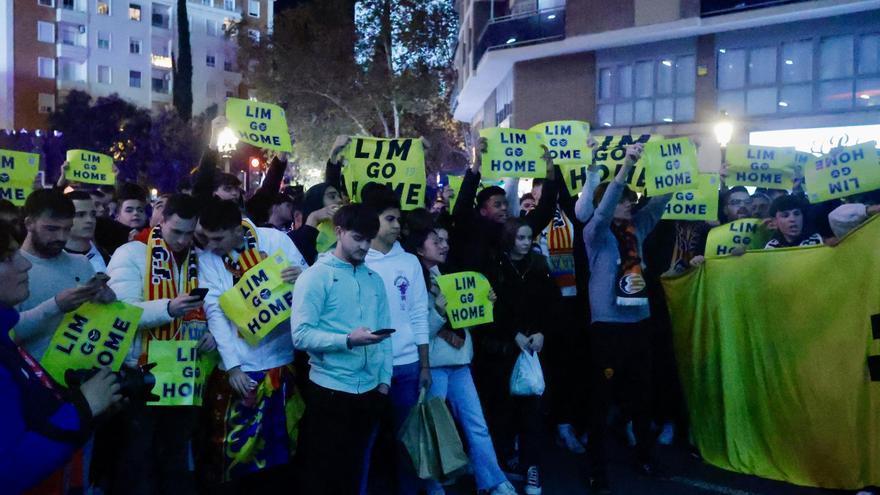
713, 115, 734, 149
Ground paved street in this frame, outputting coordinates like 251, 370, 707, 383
446, 436, 850, 495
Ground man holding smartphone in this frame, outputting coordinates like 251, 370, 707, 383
105, 193, 211, 495
291, 203, 394, 495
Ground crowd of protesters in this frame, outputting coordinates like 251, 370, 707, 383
1, 133, 879, 495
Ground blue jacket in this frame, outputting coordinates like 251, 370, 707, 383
0, 305, 93, 494
290, 253, 393, 394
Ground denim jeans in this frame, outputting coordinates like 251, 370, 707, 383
425, 365, 506, 492
361, 361, 421, 495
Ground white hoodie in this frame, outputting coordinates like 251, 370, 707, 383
365, 241, 430, 367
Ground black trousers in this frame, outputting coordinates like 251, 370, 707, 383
108, 404, 197, 495
298, 382, 384, 494
587, 320, 655, 472
543, 296, 591, 428
473, 356, 543, 469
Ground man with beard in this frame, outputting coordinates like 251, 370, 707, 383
720, 186, 753, 223
14, 189, 115, 360
64, 191, 110, 273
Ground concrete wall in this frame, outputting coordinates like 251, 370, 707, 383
511, 52, 595, 129
566, 0, 634, 37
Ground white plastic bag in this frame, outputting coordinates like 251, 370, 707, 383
509, 350, 545, 396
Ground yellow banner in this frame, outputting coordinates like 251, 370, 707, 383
592, 134, 663, 193
662, 173, 720, 221
65, 149, 115, 185
726, 144, 797, 189
529, 120, 590, 165
343, 137, 426, 211
804, 141, 880, 204
147, 340, 217, 407
479, 128, 546, 179
218, 250, 295, 346
643, 138, 699, 196
435, 271, 494, 329
704, 219, 772, 258
226, 97, 293, 152
446, 175, 463, 212
40, 301, 143, 384
557, 163, 589, 197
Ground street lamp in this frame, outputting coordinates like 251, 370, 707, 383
217, 127, 239, 173
714, 114, 734, 149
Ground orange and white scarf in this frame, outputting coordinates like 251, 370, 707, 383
221, 221, 266, 282
138, 226, 206, 363
544, 208, 577, 296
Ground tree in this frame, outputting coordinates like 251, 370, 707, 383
237, 0, 468, 176
173, 0, 194, 121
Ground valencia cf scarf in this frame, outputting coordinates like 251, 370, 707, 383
138, 226, 206, 363
545, 209, 576, 297
609, 220, 648, 306
222, 221, 266, 283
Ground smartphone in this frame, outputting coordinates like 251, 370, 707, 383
85, 273, 110, 289
189, 288, 210, 301
372, 328, 396, 336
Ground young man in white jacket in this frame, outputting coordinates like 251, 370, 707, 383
196, 198, 308, 487
105, 194, 211, 495
361, 184, 430, 495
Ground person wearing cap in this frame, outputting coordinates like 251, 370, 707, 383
764, 194, 824, 249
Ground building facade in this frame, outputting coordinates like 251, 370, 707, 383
0, 0, 274, 131
452, 0, 880, 162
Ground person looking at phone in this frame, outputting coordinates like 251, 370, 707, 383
360, 183, 431, 495
196, 198, 308, 488
105, 193, 210, 495
0, 221, 124, 494
291, 203, 394, 495
14, 189, 116, 361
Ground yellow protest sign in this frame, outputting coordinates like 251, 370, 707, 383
592, 134, 663, 193
40, 301, 143, 384
0, 149, 39, 206
479, 127, 546, 180
218, 250, 295, 346
662, 173, 719, 221
643, 138, 699, 196
435, 271, 494, 329
226, 97, 293, 152
557, 164, 586, 197
147, 340, 215, 407
343, 136, 426, 211
529, 121, 590, 165
726, 144, 796, 189
65, 150, 115, 185
446, 175, 463, 212
804, 141, 880, 204
705, 219, 772, 258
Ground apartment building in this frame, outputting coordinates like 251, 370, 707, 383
0, 0, 274, 130
452, 0, 880, 160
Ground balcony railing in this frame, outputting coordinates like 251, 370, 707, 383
473, 6, 565, 69
701, 0, 811, 17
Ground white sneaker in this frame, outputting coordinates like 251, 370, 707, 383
490, 480, 519, 495
524, 465, 542, 495
556, 423, 585, 454
658, 422, 675, 445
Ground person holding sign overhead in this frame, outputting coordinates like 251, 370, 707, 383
583, 143, 671, 493
290, 204, 393, 495
196, 198, 308, 487
401, 214, 515, 495
104, 194, 210, 495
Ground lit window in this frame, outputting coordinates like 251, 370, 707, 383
37, 21, 55, 43
38, 57, 55, 79
129, 3, 141, 21
97, 1, 110, 15
98, 65, 111, 84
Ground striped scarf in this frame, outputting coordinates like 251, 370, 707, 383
140, 226, 205, 363
545, 208, 576, 296
609, 219, 648, 306
222, 221, 266, 283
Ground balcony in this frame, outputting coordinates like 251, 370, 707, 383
701, 0, 812, 17
473, 5, 565, 70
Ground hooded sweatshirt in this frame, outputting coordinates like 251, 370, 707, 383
290, 253, 393, 394
365, 242, 430, 367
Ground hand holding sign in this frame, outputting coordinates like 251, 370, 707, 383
65, 150, 116, 185
804, 141, 880, 203
643, 138, 699, 196
0, 149, 40, 206
343, 136, 427, 210
435, 272, 494, 329
226, 98, 293, 152
479, 128, 546, 180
